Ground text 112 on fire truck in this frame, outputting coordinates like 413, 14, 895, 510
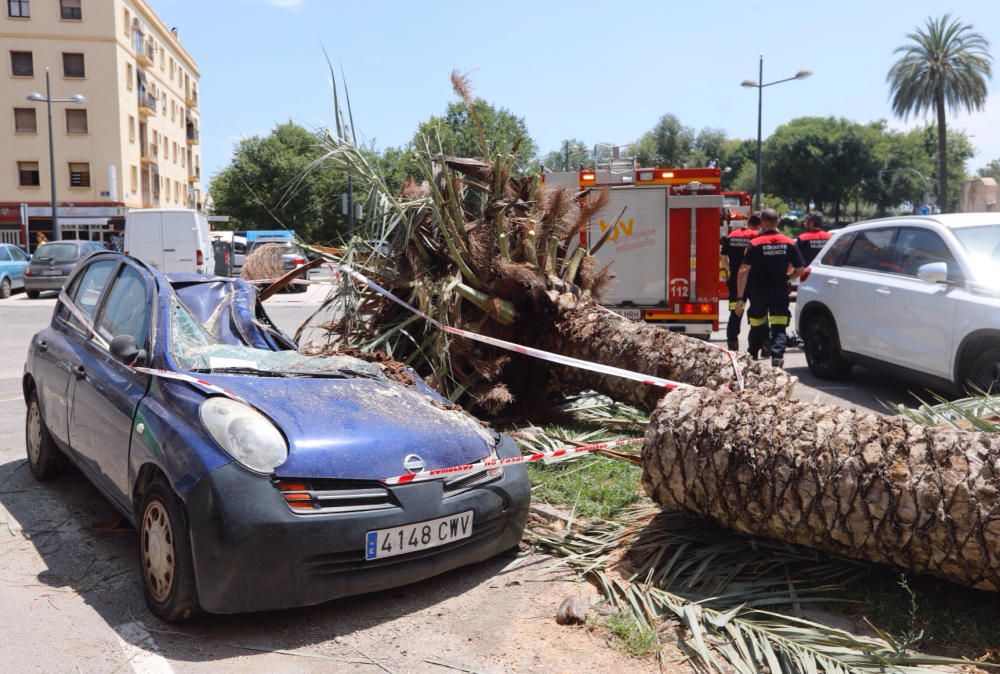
544, 160, 750, 337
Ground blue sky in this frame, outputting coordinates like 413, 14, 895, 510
154, 0, 999, 184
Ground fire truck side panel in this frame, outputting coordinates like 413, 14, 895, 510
586, 187, 668, 306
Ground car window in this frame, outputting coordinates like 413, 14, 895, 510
0, 247, 10, 262
233, 242, 246, 254
842, 228, 897, 273
65, 259, 116, 330
892, 228, 961, 279
820, 234, 853, 266
9, 246, 27, 261
35, 242, 80, 261
96, 266, 150, 347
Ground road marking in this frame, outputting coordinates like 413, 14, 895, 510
0, 397, 23, 403
114, 621, 174, 674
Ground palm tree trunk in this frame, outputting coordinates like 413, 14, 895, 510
642, 386, 1000, 590
936, 88, 948, 212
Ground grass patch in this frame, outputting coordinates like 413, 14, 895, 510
604, 610, 659, 657
528, 455, 644, 520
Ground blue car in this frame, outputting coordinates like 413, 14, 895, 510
23, 251, 529, 620
0, 242, 30, 298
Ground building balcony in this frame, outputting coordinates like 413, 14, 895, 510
185, 89, 198, 108
134, 34, 155, 68
186, 124, 199, 145
140, 144, 158, 165
187, 172, 200, 183
138, 91, 157, 117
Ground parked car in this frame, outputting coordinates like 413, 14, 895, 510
247, 240, 310, 292
124, 209, 214, 274
23, 251, 529, 620
24, 240, 105, 298
796, 214, 1000, 393
0, 242, 30, 298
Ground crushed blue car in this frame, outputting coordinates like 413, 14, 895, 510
22, 251, 529, 620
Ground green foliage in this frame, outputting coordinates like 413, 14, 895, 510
861, 124, 934, 216
633, 113, 695, 167
887, 14, 993, 210
920, 125, 976, 209
979, 158, 1000, 183
763, 116, 879, 218
209, 121, 345, 242
413, 98, 538, 173
605, 611, 659, 657
527, 455, 643, 520
540, 138, 591, 172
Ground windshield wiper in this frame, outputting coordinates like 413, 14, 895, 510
190, 366, 299, 377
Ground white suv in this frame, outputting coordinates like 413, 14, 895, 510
796, 214, 1000, 393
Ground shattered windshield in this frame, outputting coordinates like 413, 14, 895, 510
170, 298, 384, 379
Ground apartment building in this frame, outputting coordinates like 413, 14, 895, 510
1, 0, 201, 247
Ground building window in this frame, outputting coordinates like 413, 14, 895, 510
175, 181, 180, 202
123, 8, 130, 35
7, 0, 29, 18
66, 108, 87, 134
169, 57, 174, 79
18, 161, 40, 187
126, 62, 133, 90
69, 162, 90, 187
60, 0, 80, 20
128, 115, 135, 142
130, 165, 137, 192
14, 107, 36, 133
62, 52, 85, 78
11, 51, 33, 76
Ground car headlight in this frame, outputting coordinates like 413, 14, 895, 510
200, 397, 288, 473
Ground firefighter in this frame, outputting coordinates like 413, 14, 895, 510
720, 212, 761, 351
795, 210, 832, 266
735, 208, 805, 368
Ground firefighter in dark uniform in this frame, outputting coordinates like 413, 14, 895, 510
720, 212, 761, 351
735, 208, 805, 368
795, 210, 832, 266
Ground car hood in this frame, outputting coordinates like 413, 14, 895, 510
200, 374, 497, 480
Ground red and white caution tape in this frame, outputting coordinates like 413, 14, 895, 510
381, 436, 644, 485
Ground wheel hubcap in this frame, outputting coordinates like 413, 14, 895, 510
141, 501, 175, 603
26, 402, 41, 466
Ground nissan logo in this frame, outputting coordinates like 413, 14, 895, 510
403, 454, 426, 474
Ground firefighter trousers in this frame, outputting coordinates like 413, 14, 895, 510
746, 291, 791, 359
725, 277, 744, 344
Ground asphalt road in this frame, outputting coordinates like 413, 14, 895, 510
0, 286, 929, 672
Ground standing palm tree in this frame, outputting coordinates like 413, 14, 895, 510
887, 15, 992, 211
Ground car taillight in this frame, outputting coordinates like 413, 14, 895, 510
800, 267, 812, 282
196, 249, 204, 267
23, 267, 31, 277
291, 256, 306, 265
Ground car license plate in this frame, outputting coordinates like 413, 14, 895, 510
613, 308, 641, 320
365, 511, 474, 561
42, 269, 62, 276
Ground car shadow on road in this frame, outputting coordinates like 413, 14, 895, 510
0, 456, 525, 665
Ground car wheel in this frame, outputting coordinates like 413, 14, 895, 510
25, 391, 68, 479
139, 479, 200, 621
0, 277, 10, 299
965, 347, 1000, 394
26, 289, 40, 299
803, 314, 851, 380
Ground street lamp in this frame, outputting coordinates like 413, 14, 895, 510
27, 68, 85, 242
741, 55, 811, 210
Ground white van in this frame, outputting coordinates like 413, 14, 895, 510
124, 209, 214, 274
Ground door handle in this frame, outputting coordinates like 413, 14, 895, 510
875, 288, 891, 296
71, 365, 85, 380
163, 248, 176, 252
38, 340, 48, 353
825, 278, 839, 286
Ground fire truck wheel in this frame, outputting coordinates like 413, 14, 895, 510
803, 314, 851, 380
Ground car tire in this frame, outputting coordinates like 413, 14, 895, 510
26, 289, 40, 299
138, 479, 200, 622
0, 277, 10, 299
802, 314, 851, 380
25, 390, 69, 479
964, 347, 1000, 394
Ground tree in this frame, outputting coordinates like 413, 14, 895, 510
762, 117, 878, 220
413, 98, 538, 173
540, 139, 591, 172
209, 122, 344, 241
980, 158, 1000, 183
861, 125, 934, 216
633, 114, 695, 167
887, 14, 993, 212
920, 125, 976, 210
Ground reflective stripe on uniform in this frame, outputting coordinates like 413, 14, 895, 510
770, 315, 790, 326
728, 301, 737, 310
748, 316, 768, 327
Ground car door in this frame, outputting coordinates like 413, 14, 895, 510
8, 244, 29, 287
33, 258, 118, 448
821, 227, 897, 357
0, 246, 12, 288
872, 226, 961, 380
162, 211, 198, 272
67, 261, 153, 507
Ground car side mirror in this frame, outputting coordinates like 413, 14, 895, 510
110, 334, 146, 365
916, 261, 948, 284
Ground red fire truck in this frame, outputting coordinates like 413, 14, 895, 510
544, 163, 728, 336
